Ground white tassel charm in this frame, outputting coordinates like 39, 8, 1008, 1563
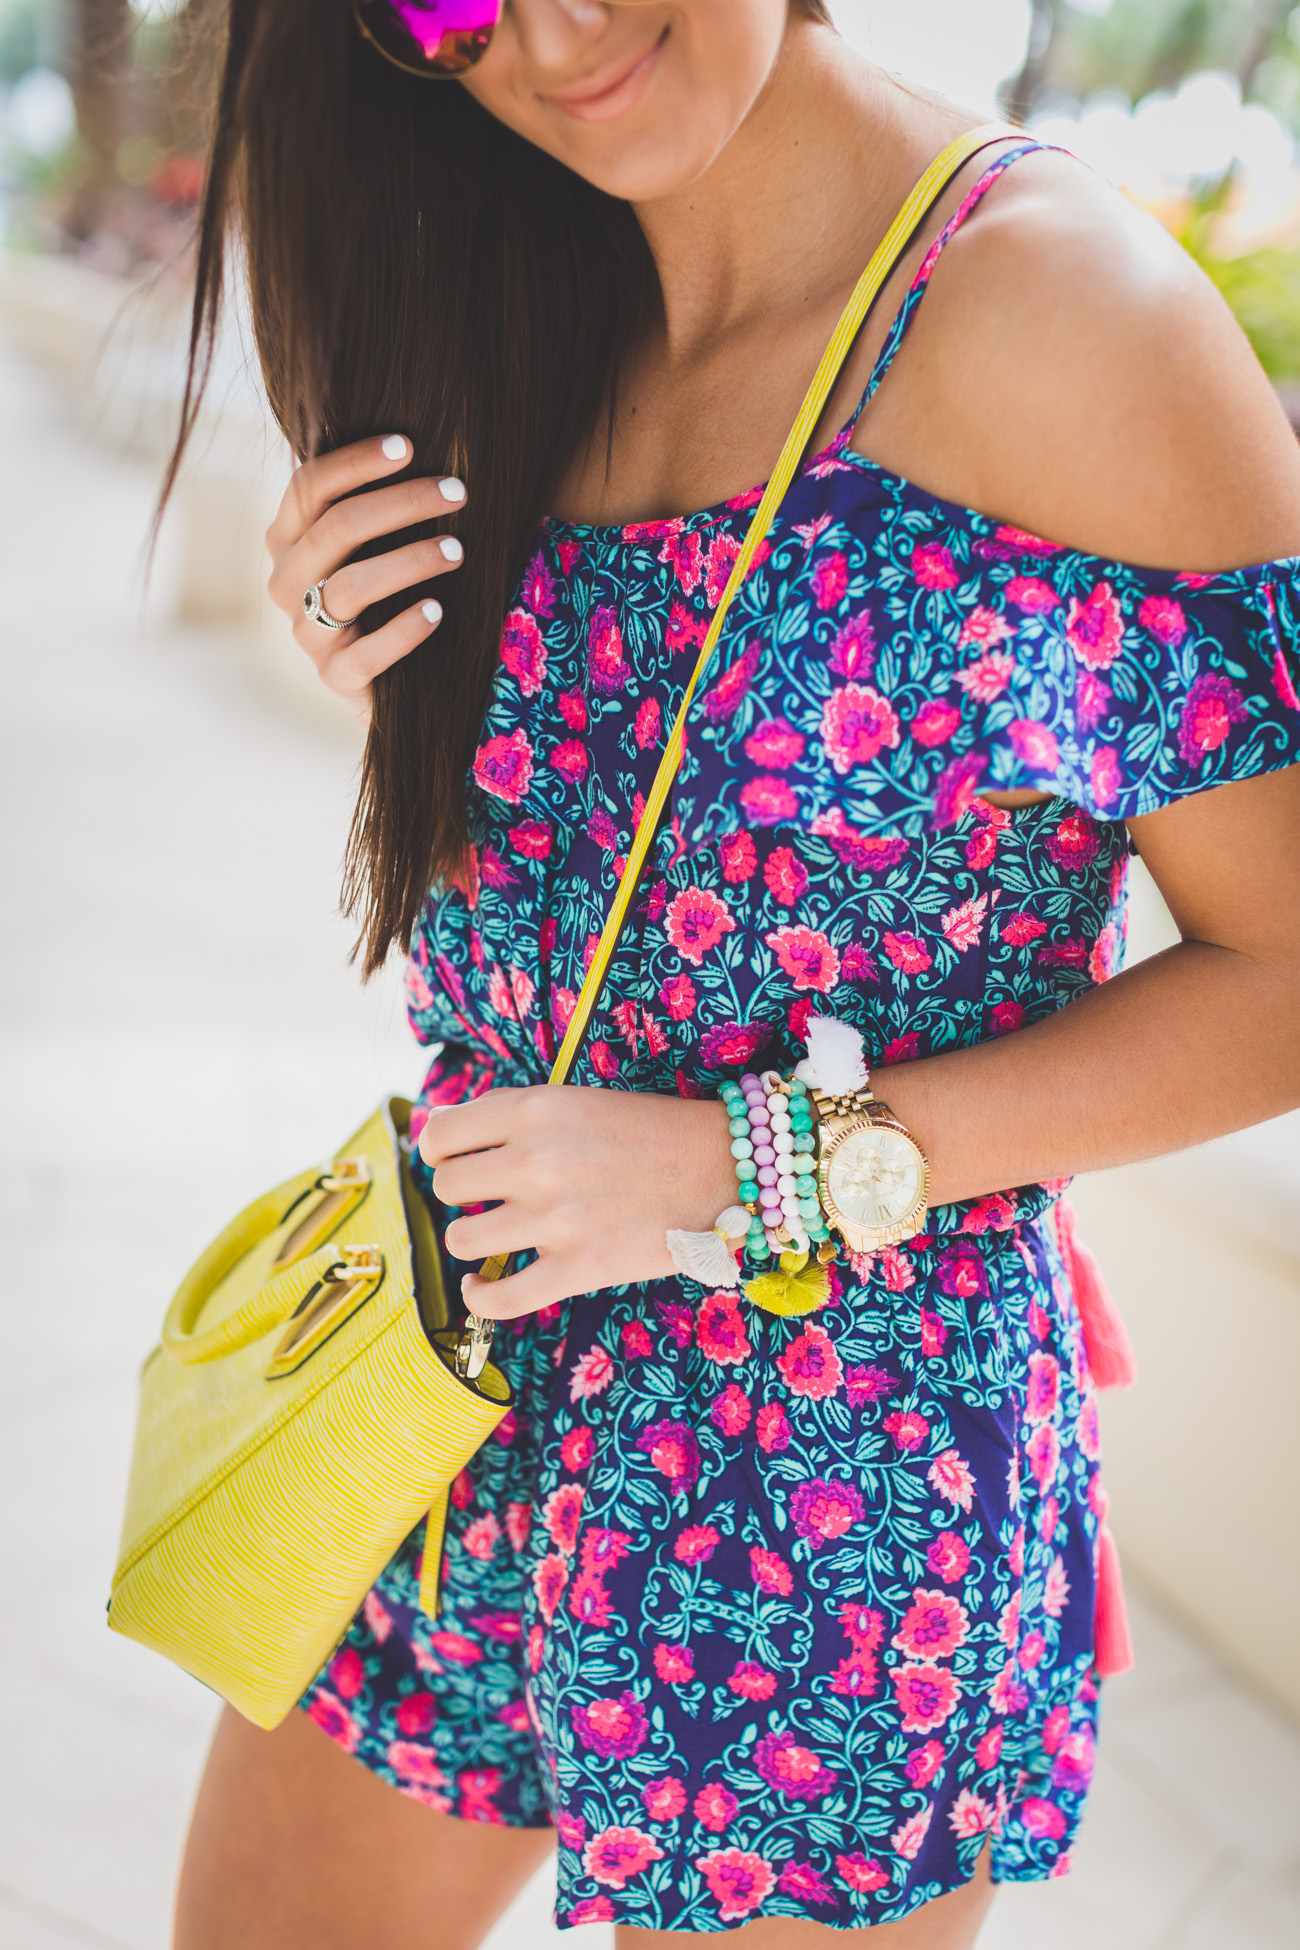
794, 1013, 870, 1096
666, 1205, 753, 1290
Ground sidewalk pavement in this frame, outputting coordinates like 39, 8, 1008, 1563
1, 335, 1297, 1950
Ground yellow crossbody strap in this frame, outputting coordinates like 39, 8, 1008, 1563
474, 123, 1011, 1289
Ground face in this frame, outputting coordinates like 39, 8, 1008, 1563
458, 0, 797, 202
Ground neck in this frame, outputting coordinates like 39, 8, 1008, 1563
632, 27, 905, 359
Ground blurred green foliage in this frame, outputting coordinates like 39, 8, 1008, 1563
1041, 0, 1300, 125
1179, 177, 1300, 379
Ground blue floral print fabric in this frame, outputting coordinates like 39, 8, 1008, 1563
301, 150, 1300, 1933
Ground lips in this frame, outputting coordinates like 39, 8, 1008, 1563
544, 28, 666, 123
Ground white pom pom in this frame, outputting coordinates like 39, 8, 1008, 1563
797, 1014, 869, 1094
666, 1228, 742, 1288
715, 1206, 753, 1242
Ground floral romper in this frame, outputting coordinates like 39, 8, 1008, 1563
301, 148, 1300, 1932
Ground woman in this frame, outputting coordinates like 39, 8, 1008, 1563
170, 3, 1300, 1945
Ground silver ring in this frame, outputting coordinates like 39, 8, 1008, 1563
302, 579, 356, 632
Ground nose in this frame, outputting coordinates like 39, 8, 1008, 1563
511, 0, 612, 65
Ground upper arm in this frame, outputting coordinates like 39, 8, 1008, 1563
859, 151, 1300, 573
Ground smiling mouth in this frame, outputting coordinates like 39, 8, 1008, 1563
544, 28, 668, 123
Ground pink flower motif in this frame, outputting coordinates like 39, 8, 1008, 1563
694, 1783, 739, 1833
711, 1384, 752, 1436
1047, 810, 1101, 872
883, 930, 933, 975
756, 1401, 792, 1453
719, 831, 758, 881
746, 716, 806, 767
778, 1862, 835, 1904
906, 1740, 946, 1789
976, 1722, 1004, 1770
589, 1039, 620, 1080
911, 699, 963, 747
749, 1545, 795, 1596
958, 605, 1013, 649
664, 886, 735, 966
329, 1646, 365, 1700
1020, 1797, 1068, 1841
1026, 1351, 1061, 1423
462, 1514, 502, 1562
634, 695, 662, 750
660, 527, 703, 594
362, 1591, 393, 1642
582, 1825, 665, 1889
811, 549, 849, 609
572, 1692, 649, 1759
934, 753, 988, 826
1273, 647, 1300, 711
508, 818, 552, 860
532, 1552, 569, 1624
740, 774, 800, 824
789, 1475, 865, 1546
1077, 1395, 1101, 1460
1007, 718, 1060, 771
1026, 1422, 1060, 1490
636, 1417, 701, 1497
427, 1629, 482, 1665
810, 807, 909, 876
659, 971, 697, 1021
503, 1502, 531, 1554
891, 1803, 933, 1861
765, 924, 841, 992
1043, 1555, 1071, 1619
1052, 1726, 1096, 1792
521, 549, 555, 617
776, 1321, 844, 1400
990, 999, 1026, 1037
696, 1293, 753, 1365
568, 1897, 616, 1926
557, 688, 586, 731
956, 651, 1015, 702
560, 1425, 595, 1471
727, 1661, 778, 1701
912, 540, 960, 590
1089, 745, 1122, 811
883, 1409, 931, 1452
754, 1730, 838, 1801
892, 1588, 971, 1661
703, 642, 761, 721
764, 846, 809, 906
705, 532, 742, 606
675, 1524, 721, 1565
394, 1692, 436, 1735
653, 1643, 696, 1684
1006, 576, 1063, 613
893, 1661, 962, 1734
1066, 582, 1125, 670
847, 1362, 900, 1403
556, 1809, 586, 1851
500, 608, 547, 696
950, 1788, 996, 1838
385, 1742, 450, 1798
568, 1575, 616, 1628
942, 894, 988, 953
473, 729, 534, 805
587, 604, 631, 693
829, 609, 878, 679
570, 1345, 615, 1402
642, 1777, 688, 1822
1003, 912, 1048, 946
1178, 672, 1248, 766
1139, 593, 1187, 645
550, 738, 588, 782
820, 683, 901, 775
925, 1449, 975, 1515
837, 1852, 891, 1893
695, 1847, 777, 1922
542, 1483, 584, 1555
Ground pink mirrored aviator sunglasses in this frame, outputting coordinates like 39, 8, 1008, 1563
354, 0, 659, 79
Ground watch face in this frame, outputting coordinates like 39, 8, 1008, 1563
825, 1125, 925, 1232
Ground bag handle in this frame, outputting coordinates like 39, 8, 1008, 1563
467, 122, 1013, 1302
161, 1169, 379, 1366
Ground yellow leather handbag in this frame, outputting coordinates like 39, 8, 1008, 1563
108, 126, 1008, 1736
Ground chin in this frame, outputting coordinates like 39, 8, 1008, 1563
543, 120, 731, 202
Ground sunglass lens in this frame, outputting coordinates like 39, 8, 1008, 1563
355, 0, 502, 76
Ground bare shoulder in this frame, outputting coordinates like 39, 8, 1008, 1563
856, 147, 1300, 571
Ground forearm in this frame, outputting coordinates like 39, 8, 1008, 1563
877, 940, 1300, 1209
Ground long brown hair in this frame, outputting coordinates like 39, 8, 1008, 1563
167, 0, 833, 975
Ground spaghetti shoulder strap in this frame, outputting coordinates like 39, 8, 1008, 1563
848, 140, 1046, 430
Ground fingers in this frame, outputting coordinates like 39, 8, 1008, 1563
270, 434, 457, 553
302, 598, 447, 711
312, 532, 464, 626
442, 1202, 533, 1264
462, 1257, 562, 1322
418, 1090, 537, 1169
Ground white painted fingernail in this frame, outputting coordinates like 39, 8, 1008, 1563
439, 476, 466, 503
439, 536, 464, 563
381, 434, 408, 460
422, 600, 443, 626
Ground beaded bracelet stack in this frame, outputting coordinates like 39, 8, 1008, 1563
720, 1069, 831, 1263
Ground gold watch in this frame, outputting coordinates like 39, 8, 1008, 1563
811, 1080, 930, 1253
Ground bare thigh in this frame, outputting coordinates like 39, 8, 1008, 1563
173, 1704, 554, 1950
616, 1850, 993, 1950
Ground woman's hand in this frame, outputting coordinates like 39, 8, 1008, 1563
418, 1086, 739, 1318
265, 435, 467, 724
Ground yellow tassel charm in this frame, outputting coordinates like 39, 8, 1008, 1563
743, 1254, 832, 1317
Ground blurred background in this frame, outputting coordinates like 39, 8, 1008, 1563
1, 3, 1298, 1947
